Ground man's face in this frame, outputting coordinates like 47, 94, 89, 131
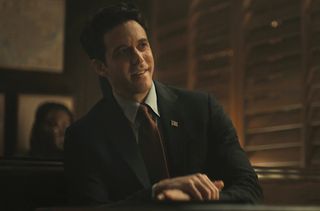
100, 20, 154, 100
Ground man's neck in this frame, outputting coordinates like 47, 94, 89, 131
113, 90, 149, 103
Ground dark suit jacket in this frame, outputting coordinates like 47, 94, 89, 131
64, 81, 263, 205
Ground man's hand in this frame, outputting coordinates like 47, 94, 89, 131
153, 173, 224, 201
157, 189, 191, 201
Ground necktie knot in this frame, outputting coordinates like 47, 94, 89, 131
138, 104, 155, 124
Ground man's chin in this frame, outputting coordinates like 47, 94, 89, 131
131, 81, 152, 95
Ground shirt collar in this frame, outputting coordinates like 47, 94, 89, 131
144, 82, 160, 117
113, 82, 160, 124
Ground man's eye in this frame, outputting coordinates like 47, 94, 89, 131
113, 46, 131, 58
117, 48, 129, 55
138, 42, 149, 50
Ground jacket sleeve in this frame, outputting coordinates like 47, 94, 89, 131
64, 127, 112, 205
205, 94, 263, 203
64, 127, 152, 206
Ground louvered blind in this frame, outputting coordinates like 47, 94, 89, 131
152, 0, 320, 168
189, 0, 233, 112
308, 0, 320, 167
243, 0, 303, 167
152, 0, 190, 88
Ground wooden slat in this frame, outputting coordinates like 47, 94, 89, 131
246, 35, 301, 65
309, 125, 320, 143
245, 69, 301, 95
248, 147, 301, 166
245, 104, 302, 115
309, 107, 320, 122
245, 18, 301, 46
245, 88, 302, 111
310, 146, 320, 164
246, 0, 300, 30
157, 33, 188, 55
247, 123, 302, 134
153, 0, 190, 89
155, 18, 187, 38
246, 108, 301, 129
155, 0, 190, 26
158, 47, 187, 70
245, 142, 301, 152
253, 161, 300, 167
191, 0, 230, 15
246, 128, 301, 146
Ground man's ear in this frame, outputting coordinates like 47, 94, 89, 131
91, 59, 108, 78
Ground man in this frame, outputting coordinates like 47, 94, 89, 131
64, 2, 263, 206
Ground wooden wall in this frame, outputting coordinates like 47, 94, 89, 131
152, 0, 320, 169
151, 0, 320, 205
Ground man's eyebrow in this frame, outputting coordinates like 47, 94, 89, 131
139, 38, 149, 43
112, 38, 149, 54
113, 45, 128, 54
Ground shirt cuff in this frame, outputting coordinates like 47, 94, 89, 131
151, 183, 158, 199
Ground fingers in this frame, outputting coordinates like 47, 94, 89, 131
155, 177, 204, 200
157, 193, 165, 201
196, 174, 219, 200
154, 174, 223, 201
214, 180, 224, 191
162, 189, 191, 201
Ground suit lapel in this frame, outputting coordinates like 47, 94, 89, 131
155, 82, 188, 177
97, 98, 150, 188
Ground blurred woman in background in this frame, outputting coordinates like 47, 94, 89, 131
29, 102, 73, 159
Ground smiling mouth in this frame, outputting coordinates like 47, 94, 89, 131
131, 70, 147, 77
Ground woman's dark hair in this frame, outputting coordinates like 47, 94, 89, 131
80, 2, 148, 62
29, 102, 73, 158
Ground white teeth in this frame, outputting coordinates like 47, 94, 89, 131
132, 70, 146, 75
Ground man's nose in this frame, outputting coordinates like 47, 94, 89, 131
131, 47, 144, 65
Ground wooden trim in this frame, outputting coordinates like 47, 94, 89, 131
311, 121, 320, 126
229, 0, 245, 146
313, 141, 320, 146
255, 166, 320, 180
245, 142, 301, 152
188, 0, 197, 90
247, 123, 302, 134
154, 18, 187, 37
300, 0, 310, 167
245, 104, 302, 116
253, 161, 301, 168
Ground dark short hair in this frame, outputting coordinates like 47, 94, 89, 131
33, 102, 73, 125
80, 2, 148, 62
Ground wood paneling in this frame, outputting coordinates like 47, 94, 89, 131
242, 0, 304, 167
189, 0, 233, 112
153, 0, 190, 88
152, 0, 320, 168
307, 0, 320, 167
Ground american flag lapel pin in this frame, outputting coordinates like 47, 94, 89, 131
171, 120, 179, 127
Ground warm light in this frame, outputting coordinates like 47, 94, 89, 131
270, 20, 279, 28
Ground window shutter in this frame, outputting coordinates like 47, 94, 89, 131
152, 0, 190, 88
243, 0, 303, 167
189, 0, 233, 112
308, 0, 320, 167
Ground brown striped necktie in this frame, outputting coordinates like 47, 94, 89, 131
137, 104, 170, 184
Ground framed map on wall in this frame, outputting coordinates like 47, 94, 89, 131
0, 0, 65, 72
